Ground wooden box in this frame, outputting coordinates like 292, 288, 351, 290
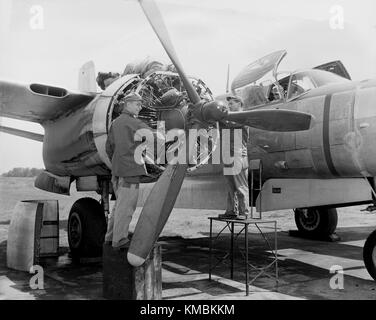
103, 243, 162, 300
7, 200, 59, 272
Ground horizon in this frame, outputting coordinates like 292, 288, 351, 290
0, 0, 375, 173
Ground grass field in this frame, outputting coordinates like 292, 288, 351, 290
1, 177, 375, 246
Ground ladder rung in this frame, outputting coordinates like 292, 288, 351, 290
250, 159, 263, 219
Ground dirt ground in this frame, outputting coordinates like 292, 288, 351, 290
1, 177, 376, 243
1, 177, 376, 300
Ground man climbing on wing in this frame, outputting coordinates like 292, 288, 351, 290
96, 72, 120, 90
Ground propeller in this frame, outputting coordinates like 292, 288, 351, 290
128, 0, 315, 267
128, 0, 201, 267
225, 109, 312, 132
138, 0, 200, 105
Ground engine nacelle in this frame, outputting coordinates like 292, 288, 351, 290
42, 71, 214, 178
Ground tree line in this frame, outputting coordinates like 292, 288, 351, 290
1, 167, 44, 177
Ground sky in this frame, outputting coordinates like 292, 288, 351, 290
0, 0, 376, 173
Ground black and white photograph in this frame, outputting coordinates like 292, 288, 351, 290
0, 0, 376, 306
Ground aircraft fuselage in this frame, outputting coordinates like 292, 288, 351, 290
248, 79, 376, 180
40, 76, 376, 189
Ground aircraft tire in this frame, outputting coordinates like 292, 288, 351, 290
294, 207, 338, 237
68, 197, 107, 261
363, 230, 376, 281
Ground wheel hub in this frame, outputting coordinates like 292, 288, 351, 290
299, 209, 320, 231
69, 212, 82, 249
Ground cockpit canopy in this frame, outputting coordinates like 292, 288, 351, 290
232, 50, 351, 109
276, 69, 350, 101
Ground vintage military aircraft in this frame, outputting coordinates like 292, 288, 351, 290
0, 0, 375, 280
150, 47, 376, 279
0, 0, 312, 262
213, 49, 376, 280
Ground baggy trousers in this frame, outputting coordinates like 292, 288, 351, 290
224, 167, 250, 215
105, 176, 139, 248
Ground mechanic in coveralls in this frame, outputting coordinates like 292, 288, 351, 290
104, 92, 165, 249
218, 95, 250, 220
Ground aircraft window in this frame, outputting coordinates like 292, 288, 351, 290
277, 75, 290, 95
243, 85, 268, 107
288, 73, 316, 99
268, 83, 285, 102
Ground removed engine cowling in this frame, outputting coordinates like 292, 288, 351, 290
107, 71, 220, 173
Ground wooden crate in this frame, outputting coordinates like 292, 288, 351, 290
103, 243, 162, 300
7, 200, 59, 272
35, 201, 59, 260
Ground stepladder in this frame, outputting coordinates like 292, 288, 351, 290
249, 159, 263, 219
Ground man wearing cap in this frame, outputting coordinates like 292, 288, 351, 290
219, 95, 250, 220
96, 72, 120, 90
105, 92, 164, 249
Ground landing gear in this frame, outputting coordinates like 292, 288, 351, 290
68, 197, 107, 261
363, 230, 376, 281
293, 207, 338, 239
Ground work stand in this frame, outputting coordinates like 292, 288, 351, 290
208, 217, 279, 296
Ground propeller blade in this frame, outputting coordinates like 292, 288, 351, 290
226, 64, 230, 93
225, 109, 314, 132
127, 164, 188, 267
128, 0, 206, 267
138, 0, 200, 104
128, 125, 199, 267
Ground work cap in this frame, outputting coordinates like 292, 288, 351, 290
124, 92, 143, 102
226, 95, 243, 104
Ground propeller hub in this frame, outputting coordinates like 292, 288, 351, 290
190, 100, 228, 124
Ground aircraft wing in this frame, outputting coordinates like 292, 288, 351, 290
0, 80, 96, 123
0, 125, 44, 142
